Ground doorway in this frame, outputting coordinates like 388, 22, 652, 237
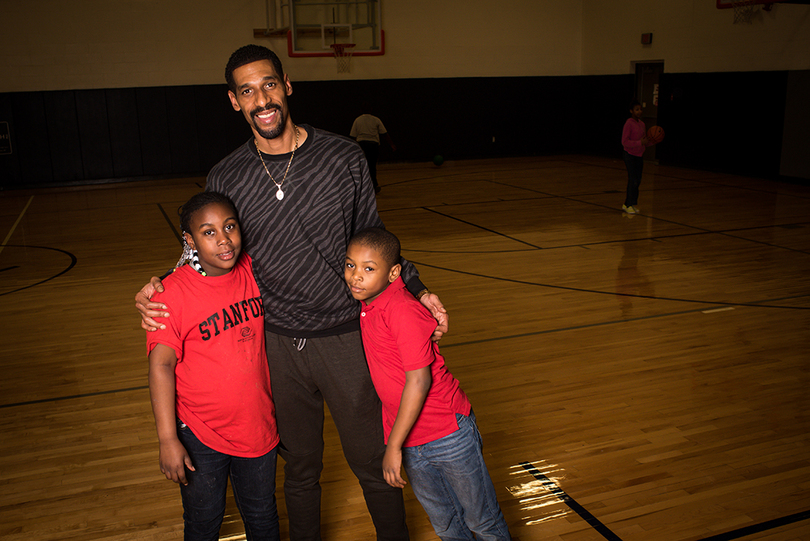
634, 62, 664, 161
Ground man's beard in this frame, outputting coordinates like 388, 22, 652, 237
251, 104, 286, 140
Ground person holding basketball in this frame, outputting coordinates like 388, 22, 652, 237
621, 99, 648, 215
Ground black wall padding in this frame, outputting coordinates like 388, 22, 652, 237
0, 71, 804, 189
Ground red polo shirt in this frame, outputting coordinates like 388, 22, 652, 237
359, 277, 471, 447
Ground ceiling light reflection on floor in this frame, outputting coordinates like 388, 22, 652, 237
507, 462, 573, 525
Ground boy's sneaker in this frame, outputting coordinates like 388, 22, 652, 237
622, 204, 638, 214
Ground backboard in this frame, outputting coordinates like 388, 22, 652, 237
288, 0, 384, 57
716, 0, 810, 23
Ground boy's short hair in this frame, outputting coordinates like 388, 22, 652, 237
180, 192, 238, 234
225, 45, 285, 93
350, 228, 401, 267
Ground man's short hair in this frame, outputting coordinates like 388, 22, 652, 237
225, 45, 285, 93
350, 228, 401, 267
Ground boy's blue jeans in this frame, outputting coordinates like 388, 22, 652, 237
402, 412, 511, 541
177, 420, 280, 541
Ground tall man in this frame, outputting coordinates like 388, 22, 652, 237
135, 45, 448, 541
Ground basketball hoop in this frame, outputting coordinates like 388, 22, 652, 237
330, 43, 355, 73
729, 0, 759, 23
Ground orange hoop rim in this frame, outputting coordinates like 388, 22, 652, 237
330, 43, 356, 56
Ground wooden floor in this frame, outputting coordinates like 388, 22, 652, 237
1, 155, 809, 541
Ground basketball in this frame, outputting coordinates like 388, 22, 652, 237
433, 154, 444, 166
647, 125, 665, 145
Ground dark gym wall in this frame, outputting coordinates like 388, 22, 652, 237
293, 75, 634, 163
780, 70, 810, 180
656, 71, 789, 179
0, 86, 249, 188
0, 70, 805, 189
0, 75, 632, 189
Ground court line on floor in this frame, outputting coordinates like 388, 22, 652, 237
702, 306, 735, 314
441, 295, 805, 349
403, 191, 810, 256
421, 207, 542, 249
697, 509, 810, 540
0, 303, 742, 408
383, 187, 810, 241
558, 156, 810, 199
521, 463, 810, 541
441, 306, 722, 349
381, 169, 807, 249
520, 461, 622, 541
0, 195, 34, 256
157, 202, 184, 243
0, 306, 712, 407
479, 176, 810, 255
0, 245, 78, 297
0, 385, 149, 409
398, 224, 809, 255
408, 260, 810, 310
6, 280, 804, 405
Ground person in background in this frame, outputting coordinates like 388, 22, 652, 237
351, 105, 396, 193
621, 99, 649, 215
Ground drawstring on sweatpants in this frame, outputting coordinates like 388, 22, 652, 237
292, 337, 307, 351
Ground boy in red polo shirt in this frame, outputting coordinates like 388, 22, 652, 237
344, 227, 510, 541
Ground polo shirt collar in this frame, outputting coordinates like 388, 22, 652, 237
361, 276, 405, 311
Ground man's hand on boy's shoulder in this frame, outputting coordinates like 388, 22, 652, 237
135, 276, 169, 331
420, 292, 448, 341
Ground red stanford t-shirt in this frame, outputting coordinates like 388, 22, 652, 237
147, 253, 278, 457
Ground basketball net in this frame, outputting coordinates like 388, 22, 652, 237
330, 43, 355, 73
729, 0, 758, 23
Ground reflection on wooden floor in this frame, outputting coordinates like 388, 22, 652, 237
1, 155, 808, 540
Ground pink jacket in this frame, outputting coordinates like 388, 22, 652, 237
622, 118, 647, 157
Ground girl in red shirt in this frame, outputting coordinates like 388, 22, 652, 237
147, 192, 279, 541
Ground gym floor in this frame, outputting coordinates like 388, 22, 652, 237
1, 155, 808, 540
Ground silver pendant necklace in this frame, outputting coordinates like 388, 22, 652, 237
255, 125, 299, 201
